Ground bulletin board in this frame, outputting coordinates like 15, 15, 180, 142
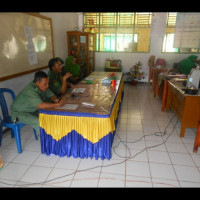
0, 12, 54, 82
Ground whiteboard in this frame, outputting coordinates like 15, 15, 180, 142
0, 12, 54, 81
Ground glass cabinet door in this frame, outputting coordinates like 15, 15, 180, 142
69, 35, 78, 59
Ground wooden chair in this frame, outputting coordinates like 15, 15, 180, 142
148, 55, 155, 85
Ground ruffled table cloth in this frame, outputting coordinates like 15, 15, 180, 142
39, 72, 124, 160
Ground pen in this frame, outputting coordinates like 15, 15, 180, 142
58, 97, 63, 102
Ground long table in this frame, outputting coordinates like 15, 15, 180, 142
39, 72, 124, 160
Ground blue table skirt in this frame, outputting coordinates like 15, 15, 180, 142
40, 91, 124, 160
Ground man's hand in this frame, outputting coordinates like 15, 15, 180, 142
63, 72, 72, 81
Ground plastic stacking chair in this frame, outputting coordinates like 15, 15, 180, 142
0, 88, 38, 153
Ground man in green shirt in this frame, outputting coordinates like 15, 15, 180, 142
48, 57, 73, 97
63, 56, 81, 84
10, 71, 66, 133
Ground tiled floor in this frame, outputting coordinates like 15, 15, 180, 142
1, 83, 200, 187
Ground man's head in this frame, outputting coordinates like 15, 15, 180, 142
48, 57, 62, 74
34, 71, 49, 92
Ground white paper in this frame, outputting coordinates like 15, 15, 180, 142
85, 77, 95, 80
24, 26, 38, 65
57, 104, 79, 110
72, 88, 86, 93
24, 26, 33, 42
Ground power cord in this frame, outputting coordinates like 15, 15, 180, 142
0, 114, 178, 187
113, 114, 178, 159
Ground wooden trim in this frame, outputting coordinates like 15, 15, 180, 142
0, 12, 54, 82
0, 66, 48, 82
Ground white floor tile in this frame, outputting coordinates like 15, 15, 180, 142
1, 83, 200, 187
126, 160, 151, 177
98, 173, 125, 187
45, 168, 75, 187
0, 163, 30, 181
19, 165, 52, 185
173, 165, 200, 182
102, 159, 125, 175
126, 175, 152, 187
33, 154, 59, 167
149, 163, 177, 180
54, 157, 81, 170
152, 178, 180, 188
12, 151, 40, 165
147, 150, 171, 164
71, 171, 99, 187
169, 152, 196, 167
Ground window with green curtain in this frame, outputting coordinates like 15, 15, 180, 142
83, 12, 152, 53
162, 12, 200, 53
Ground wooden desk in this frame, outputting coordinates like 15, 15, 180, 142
39, 72, 124, 160
160, 75, 187, 112
166, 80, 200, 138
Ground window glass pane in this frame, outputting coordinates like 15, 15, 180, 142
163, 33, 178, 52
134, 27, 150, 52
117, 34, 133, 52
135, 12, 152, 26
118, 13, 135, 27
83, 12, 152, 53
100, 34, 115, 51
100, 13, 117, 27
84, 12, 99, 27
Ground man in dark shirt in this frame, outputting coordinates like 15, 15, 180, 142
48, 57, 73, 97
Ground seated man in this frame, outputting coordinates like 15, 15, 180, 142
63, 56, 81, 84
48, 57, 73, 97
10, 71, 66, 133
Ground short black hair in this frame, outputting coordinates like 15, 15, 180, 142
33, 71, 48, 83
48, 57, 61, 70
54, 57, 64, 65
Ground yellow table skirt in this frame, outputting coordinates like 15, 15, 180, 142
39, 79, 124, 144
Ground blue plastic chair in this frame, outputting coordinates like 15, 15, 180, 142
0, 88, 38, 153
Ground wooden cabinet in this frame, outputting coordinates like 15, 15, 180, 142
166, 80, 200, 138
67, 31, 96, 78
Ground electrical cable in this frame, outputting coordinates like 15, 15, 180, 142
0, 114, 178, 187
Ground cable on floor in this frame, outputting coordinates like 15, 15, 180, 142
0, 114, 179, 187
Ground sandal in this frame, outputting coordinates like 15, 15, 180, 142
0, 156, 4, 170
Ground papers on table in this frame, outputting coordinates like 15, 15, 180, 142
72, 88, 86, 94
84, 77, 95, 81
57, 104, 79, 110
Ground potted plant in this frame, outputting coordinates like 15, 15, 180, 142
124, 61, 145, 85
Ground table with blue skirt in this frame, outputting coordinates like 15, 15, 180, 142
39, 72, 124, 160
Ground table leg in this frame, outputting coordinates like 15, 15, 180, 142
180, 125, 185, 138
193, 121, 200, 153
161, 80, 168, 112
